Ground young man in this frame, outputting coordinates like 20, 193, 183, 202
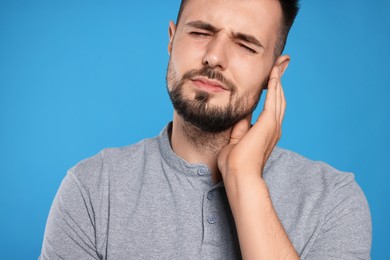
40, 0, 372, 259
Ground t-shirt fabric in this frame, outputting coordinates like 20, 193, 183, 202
40, 123, 372, 259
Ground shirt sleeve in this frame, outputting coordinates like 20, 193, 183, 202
39, 171, 101, 260
303, 174, 372, 260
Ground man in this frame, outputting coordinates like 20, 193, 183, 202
40, 0, 372, 259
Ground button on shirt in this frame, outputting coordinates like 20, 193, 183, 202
197, 167, 207, 176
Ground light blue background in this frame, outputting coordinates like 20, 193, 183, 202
1, 0, 389, 259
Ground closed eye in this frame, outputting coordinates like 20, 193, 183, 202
189, 31, 211, 37
238, 43, 257, 54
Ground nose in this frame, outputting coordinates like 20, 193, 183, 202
202, 35, 228, 71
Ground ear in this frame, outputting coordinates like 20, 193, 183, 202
275, 54, 290, 77
168, 21, 176, 55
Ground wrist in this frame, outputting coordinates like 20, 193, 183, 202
224, 170, 270, 203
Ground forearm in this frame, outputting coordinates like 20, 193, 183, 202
225, 173, 299, 260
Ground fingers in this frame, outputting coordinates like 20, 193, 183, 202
280, 81, 286, 125
275, 68, 282, 123
263, 66, 279, 115
261, 65, 286, 123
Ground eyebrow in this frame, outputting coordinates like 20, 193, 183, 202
185, 20, 218, 33
233, 32, 264, 49
185, 20, 264, 50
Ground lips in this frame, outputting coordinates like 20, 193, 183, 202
190, 77, 228, 93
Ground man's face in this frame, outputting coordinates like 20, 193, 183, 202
167, 0, 283, 133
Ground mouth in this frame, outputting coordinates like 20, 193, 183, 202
190, 76, 229, 93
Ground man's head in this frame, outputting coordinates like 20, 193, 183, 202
166, 0, 299, 133
176, 0, 299, 58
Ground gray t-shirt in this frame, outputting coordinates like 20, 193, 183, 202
40, 124, 371, 259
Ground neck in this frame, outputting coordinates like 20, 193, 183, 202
170, 112, 231, 183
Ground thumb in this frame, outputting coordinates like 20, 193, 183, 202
229, 114, 252, 145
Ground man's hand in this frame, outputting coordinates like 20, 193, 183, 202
218, 65, 285, 181
217, 65, 298, 259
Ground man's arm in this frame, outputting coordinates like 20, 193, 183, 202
218, 65, 299, 259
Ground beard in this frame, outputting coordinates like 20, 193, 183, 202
166, 60, 264, 133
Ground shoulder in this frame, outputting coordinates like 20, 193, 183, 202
68, 135, 160, 189
265, 146, 369, 211
266, 147, 372, 258
41, 136, 161, 259
265, 147, 357, 192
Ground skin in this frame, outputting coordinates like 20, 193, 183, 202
167, 0, 299, 258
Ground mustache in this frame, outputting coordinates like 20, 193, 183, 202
181, 66, 237, 93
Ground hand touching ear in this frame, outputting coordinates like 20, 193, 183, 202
218, 65, 286, 179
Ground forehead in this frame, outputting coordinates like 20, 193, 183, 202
179, 0, 282, 43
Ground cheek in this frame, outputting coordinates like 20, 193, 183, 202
232, 62, 268, 95
171, 37, 205, 74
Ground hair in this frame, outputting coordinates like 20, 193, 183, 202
176, 0, 300, 56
